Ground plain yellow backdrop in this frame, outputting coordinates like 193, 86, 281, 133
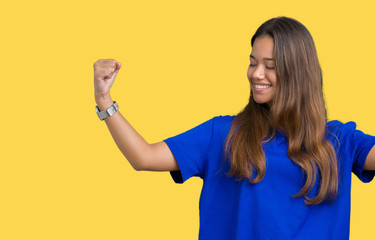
1, 0, 374, 239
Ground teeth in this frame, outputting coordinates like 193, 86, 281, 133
254, 85, 271, 89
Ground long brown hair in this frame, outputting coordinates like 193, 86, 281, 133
224, 17, 338, 205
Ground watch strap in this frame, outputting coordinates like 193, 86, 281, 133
96, 101, 119, 121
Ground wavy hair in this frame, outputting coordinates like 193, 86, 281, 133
224, 17, 338, 205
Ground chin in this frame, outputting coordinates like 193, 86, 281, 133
253, 97, 271, 105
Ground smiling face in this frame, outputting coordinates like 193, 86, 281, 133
247, 35, 277, 105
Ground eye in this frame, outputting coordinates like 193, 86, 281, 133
249, 64, 257, 67
266, 66, 275, 70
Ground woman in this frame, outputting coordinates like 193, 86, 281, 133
93, 17, 375, 239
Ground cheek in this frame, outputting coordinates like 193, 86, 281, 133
247, 68, 253, 79
269, 73, 277, 85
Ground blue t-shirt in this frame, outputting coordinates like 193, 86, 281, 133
163, 115, 375, 240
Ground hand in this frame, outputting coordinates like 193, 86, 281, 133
94, 59, 121, 102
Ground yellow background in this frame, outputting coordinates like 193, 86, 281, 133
1, 0, 374, 239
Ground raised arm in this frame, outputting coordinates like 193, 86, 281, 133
94, 59, 179, 171
364, 146, 375, 170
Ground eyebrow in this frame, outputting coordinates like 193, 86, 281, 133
250, 55, 274, 61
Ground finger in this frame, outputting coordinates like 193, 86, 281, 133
110, 62, 121, 80
115, 62, 121, 73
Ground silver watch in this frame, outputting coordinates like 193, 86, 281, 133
95, 101, 119, 121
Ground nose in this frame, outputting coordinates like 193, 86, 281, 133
252, 65, 265, 79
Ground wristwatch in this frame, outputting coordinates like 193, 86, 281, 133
95, 101, 119, 121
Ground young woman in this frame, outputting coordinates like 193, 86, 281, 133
93, 17, 375, 239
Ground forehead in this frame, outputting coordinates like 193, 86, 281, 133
251, 35, 274, 59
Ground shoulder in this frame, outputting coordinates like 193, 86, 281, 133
212, 115, 236, 125
204, 115, 236, 142
211, 115, 236, 131
325, 120, 360, 150
326, 120, 359, 138
326, 120, 375, 152
327, 120, 357, 129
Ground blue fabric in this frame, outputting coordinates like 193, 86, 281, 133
163, 115, 375, 240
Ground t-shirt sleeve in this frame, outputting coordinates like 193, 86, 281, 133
335, 121, 375, 182
163, 117, 216, 183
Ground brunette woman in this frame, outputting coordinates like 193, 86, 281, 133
93, 17, 375, 239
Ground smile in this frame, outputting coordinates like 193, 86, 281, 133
254, 84, 271, 89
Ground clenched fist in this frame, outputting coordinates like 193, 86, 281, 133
94, 59, 121, 104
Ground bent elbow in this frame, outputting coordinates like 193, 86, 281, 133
132, 165, 143, 171
130, 158, 149, 171
130, 161, 145, 171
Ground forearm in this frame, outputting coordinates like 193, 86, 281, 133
96, 98, 151, 171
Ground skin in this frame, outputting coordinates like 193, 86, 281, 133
248, 35, 277, 105
94, 59, 179, 171
246, 35, 375, 170
93, 37, 375, 171
364, 147, 375, 170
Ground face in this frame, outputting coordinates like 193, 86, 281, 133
247, 35, 277, 105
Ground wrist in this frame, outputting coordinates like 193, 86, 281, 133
95, 91, 111, 101
95, 95, 114, 111
95, 101, 119, 121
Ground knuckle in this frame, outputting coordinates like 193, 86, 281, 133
105, 69, 112, 76
93, 59, 116, 73
97, 69, 106, 76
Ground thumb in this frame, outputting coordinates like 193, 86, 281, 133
111, 62, 121, 80
115, 62, 122, 73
